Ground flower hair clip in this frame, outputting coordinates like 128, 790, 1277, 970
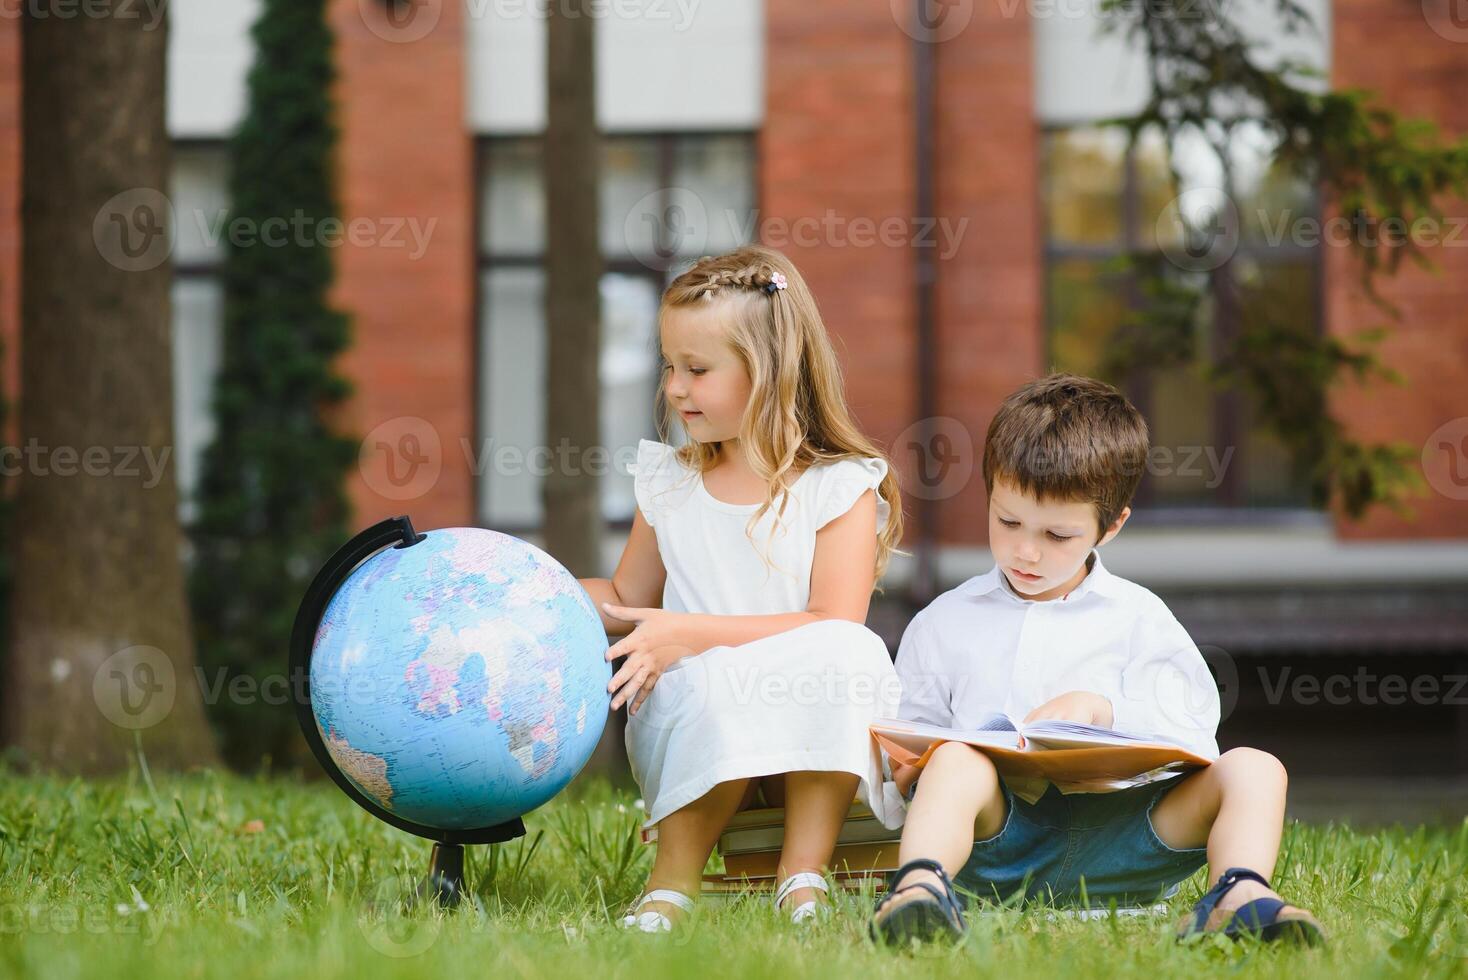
765, 272, 788, 294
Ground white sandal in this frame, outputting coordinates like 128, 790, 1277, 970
773, 871, 830, 924
620, 888, 694, 933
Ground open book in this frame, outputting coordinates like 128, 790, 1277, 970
870, 714, 1213, 802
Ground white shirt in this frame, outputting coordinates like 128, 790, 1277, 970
894, 552, 1221, 760
628, 439, 893, 616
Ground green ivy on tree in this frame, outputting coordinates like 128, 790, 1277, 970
1098, 0, 1468, 518
189, 0, 356, 770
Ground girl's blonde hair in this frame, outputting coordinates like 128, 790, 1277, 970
655, 244, 906, 589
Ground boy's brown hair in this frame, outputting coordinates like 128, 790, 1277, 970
981, 373, 1149, 536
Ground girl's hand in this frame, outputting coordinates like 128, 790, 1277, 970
605, 643, 695, 715
602, 603, 698, 714
1022, 690, 1114, 728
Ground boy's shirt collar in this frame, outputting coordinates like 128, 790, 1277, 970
965, 549, 1126, 604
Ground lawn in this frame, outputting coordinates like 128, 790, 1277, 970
1, 766, 1464, 979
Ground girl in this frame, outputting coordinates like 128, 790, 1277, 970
577, 245, 906, 931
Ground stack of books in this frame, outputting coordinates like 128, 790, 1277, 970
643, 800, 899, 898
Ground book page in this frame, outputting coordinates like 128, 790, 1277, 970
1018, 719, 1182, 751
868, 717, 1023, 768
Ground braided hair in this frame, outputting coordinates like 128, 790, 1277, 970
655, 245, 906, 589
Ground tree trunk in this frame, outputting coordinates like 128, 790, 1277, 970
3, 9, 218, 772
544, 0, 623, 776
543, 0, 603, 579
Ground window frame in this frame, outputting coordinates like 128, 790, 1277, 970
1039, 122, 1327, 524
473, 130, 759, 534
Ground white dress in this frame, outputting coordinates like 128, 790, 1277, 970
624, 438, 906, 831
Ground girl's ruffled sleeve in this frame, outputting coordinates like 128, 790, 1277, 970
627, 439, 677, 527
816, 457, 892, 536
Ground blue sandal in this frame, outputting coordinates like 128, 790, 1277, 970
1177, 867, 1325, 946
869, 858, 966, 945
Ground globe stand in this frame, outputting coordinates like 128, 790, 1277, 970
418, 842, 465, 909
291, 515, 529, 912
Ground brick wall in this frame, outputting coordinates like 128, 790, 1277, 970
763, 2, 1043, 549
762, 1, 917, 502
932, 2, 1043, 546
1328, 0, 1468, 540
327, 0, 477, 533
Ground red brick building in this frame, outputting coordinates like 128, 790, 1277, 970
0, 0, 1464, 588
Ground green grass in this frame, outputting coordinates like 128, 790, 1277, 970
1, 767, 1465, 979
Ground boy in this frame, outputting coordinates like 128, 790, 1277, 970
869, 374, 1324, 945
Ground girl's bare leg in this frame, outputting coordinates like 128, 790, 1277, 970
774, 770, 861, 911
640, 777, 751, 922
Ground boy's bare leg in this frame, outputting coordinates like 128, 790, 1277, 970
1150, 747, 1311, 921
774, 770, 861, 911
641, 777, 751, 922
877, 742, 1007, 917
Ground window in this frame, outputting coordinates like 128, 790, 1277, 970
477, 133, 757, 529
171, 141, 229, 522
1042, 124, 1321, 516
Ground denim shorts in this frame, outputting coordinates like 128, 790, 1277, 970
905, 775, 1207, 908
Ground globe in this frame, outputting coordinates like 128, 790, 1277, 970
304, 525, 611, 832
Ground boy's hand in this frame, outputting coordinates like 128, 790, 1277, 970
1023, 691, 1114, 728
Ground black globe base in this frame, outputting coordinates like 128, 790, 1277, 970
419, 842, 465, 909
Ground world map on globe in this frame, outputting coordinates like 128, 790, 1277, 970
308, 527, 611, 830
